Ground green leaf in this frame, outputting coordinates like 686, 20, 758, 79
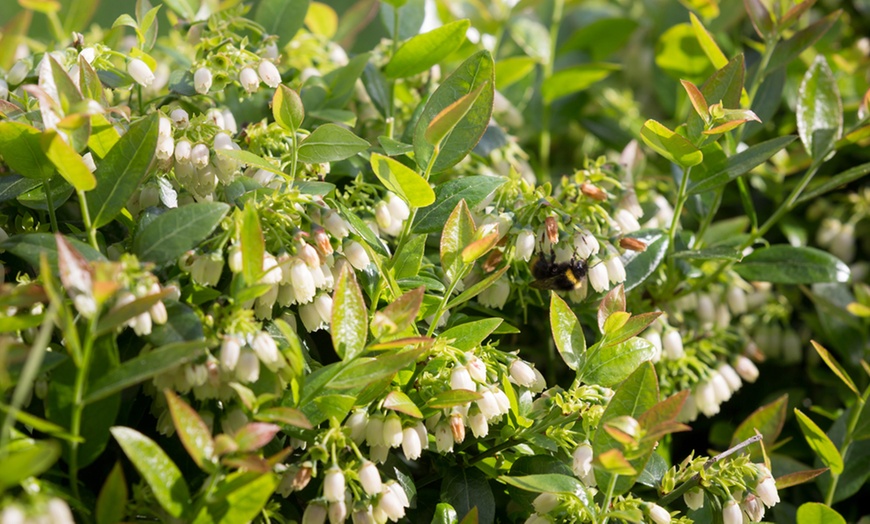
111, 426, 190, 518
440, 199, 475, 284
431, 503, 458, 524
254, 0, 311, 47
580, 337, 656, 389
0, 121, 55, 179
384, 390, 424, 418
370, 153, 435, 207
165, 390, 215, 471
640, 119, 703, 168
40, 130, 96, 191
655, 23, 713, 82
215, 149, 286, 178
621, 229, 669, 292
95, 289, 172, 336
88, 113, 121, 159
88, 114, 159, 228
744, 0, 774, 38
255, 407, 312, 429
438, 318, 502, 351
446, 265, 508, 309
329, 347, 424, 389
558, 17, 637, 60
426, 389, 483, 409
671, 246, 743, 261
688, 136, 796, 194
734, 245, 850, 284
239, 204, 265, 286
0, 439, 61, 490
498, 474, 583, 494
372, 286, 424, 338
541, 63, 620, 103
191, 472, 278, 524
133, 202, 229, 265
413, 176, 506, 233
425, 80, 489, 147
796, 503, 846, 524
273, 85, 305, 132
385, 20, 470, 78
550, 293, 584, 371
332, 264, 368, 361
686, 54, 745, 141
440, 467, 495, 524
797, 55, 843, 160
334, 201, 389, 257
495, 56, 537, 90
85, 341, 208, 404
296, 123, 370, 164
509, 17, 550, 62
689, 13, 727, 69
797, 162, 870, 205
96, 462, 128, 524
0, 11, 31, 71
730, 394, 787, 450
795, 409, 844, 475
0, 404, 81, 442
768, 11, 841, 72
592, 362, 658, 495
413, 50, 494, 174
1, 232, 103, 274
810, 341, 859, 396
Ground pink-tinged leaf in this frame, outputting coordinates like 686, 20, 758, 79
643, 421, 692, 442
426, 389, 483, 409
597, 284, 626, 333
384, 391, 424, 418
596, 449, 636, 475
425, 80, 489, 147
371, 286, 425, 338
602, 311, 662, 348
440, 199, 476, 283
234, 423, 282, 453
775, 467, 828, 489
164, 390, 215, 471
639, 390, 689, 428
255, 407, 312, 429
55, 233, 94, 300
550, 293, 585, 371
744, 0, 774, 38
221, 456, 271, 473
731, 394, 788, 450
461, 231, 499, 264
702, 119, 753, 135
811, 340, 859, 396
681, 79, 709, 119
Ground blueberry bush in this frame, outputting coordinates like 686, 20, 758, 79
0, 0, 869, 523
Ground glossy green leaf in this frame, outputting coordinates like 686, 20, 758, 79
426, 389, 483, 409
255, 407, 312, 429
689, 135, 795, 194
0, 439, 61, 490
0, 121, 55, 179
254, 0, 311, 47
775, 468, 828, 490
332, 264, 368, 361
581, 336, 656, 389
550, 293, 584, 371
239, 204, 265, 287
541, 63, 620, 103
96, 462, 128, 524
621, 229, 668, 292
810, 341, 859, 396
297, 124, 370, 164
111, 426, 190, 518
165, 390, 215, 470
85, 341, 208, 404
413, 176, 506, 233
384, 390, 424, 418
273, 84, 304, 132
795, 409, 844, 475
432, 503, 458, 524
797, 162, 870, 205
1, 232, 103, 274
730, 394, 787, 449
385, 20, 470, 78
498, 474, 583, 494
413, 50, 494, 173
88, 113, 121, 159
438, 318, 502, 351
88, 114, 159, 228
191, 472, 278, 524
425, 80, 489, 147
597, 285, 626, 334
797, 55, 842, 160
440, 468, 495, 524
734, 245, 850, 284
215, 149, 285, 177
440, 199, 475, 284
796, 503, 846, 524
133, 202, 229, 265
370, 153, 435, 207
640, 119, 703, 168
40, 130, 95, 191
446, 265, 508, 309
329, 347, 424, 389
593, 362, 658, 494
603, 312, 661, 349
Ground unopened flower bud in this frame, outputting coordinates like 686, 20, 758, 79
605, 256, 626, 284
128, 58, 154, 87
662, 329, 684, 360
239, 66, 259, 93
344, 240, 371, 270
402, 425, 422, 459
194, 66, 212, 94
614, 208, 640, 234
359, 460, 382, 496
648, 503, 670, 524
734, 355, 759, 382
588, 262, 609, 292
515, 230, 536, 261
510, 360, 536, 388
322, 466, 345, 502
258, 60, 281, 88
722, 500, 742, 524
684, 488, 704, 510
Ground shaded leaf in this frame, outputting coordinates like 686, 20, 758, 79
134, 203, 229, 265
734, 245, 850, 284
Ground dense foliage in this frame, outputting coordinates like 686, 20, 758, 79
0, 0, 869, 523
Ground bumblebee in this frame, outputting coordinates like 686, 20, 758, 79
530, 252, 588, 291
